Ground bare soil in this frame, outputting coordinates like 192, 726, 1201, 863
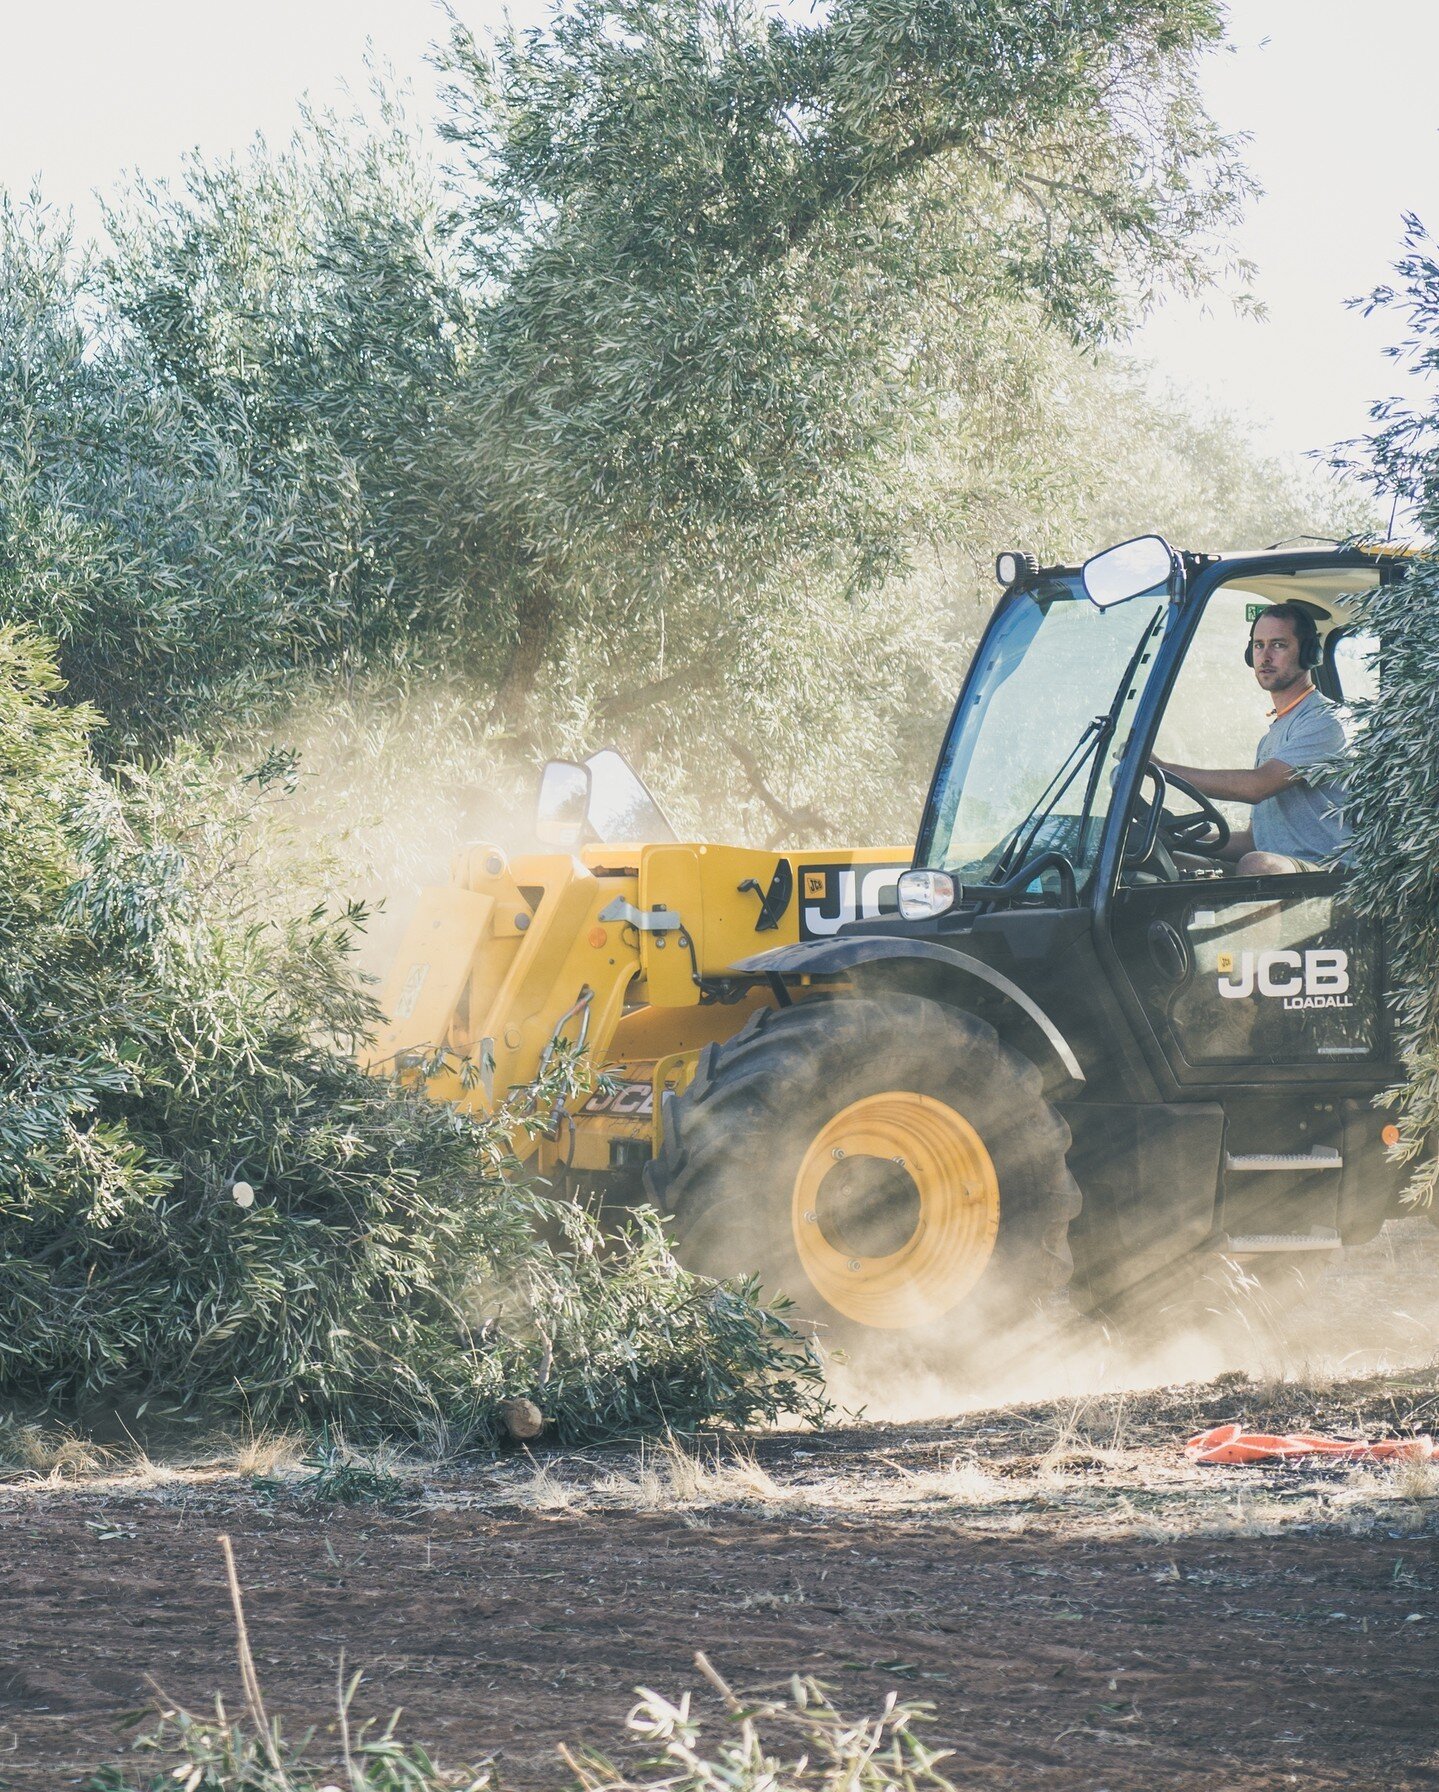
2, 1223, 1438, 1790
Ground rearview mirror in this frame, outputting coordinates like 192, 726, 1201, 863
586, 748, 676, 844
536, 759, 590, 847
1080, 535, 1175, 609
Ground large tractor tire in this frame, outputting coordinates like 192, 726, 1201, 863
645, 994, 1080, 1352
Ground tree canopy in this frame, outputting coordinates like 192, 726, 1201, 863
432, 0, 1249, 711
1334, 214, 1439, 1204
1, 0, 1253, 763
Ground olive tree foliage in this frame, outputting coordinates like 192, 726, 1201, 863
0, 197, 317, 751
1333, 215, 1439, 1204
0, 628, 826, 1437
14, 0, 1250, 764
432, 0, 1249, 718
101, 92, 480, 688
0, 99, 477, 756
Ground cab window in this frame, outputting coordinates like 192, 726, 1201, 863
1331, 630, 1379, 704
1150, 585, 1270, 840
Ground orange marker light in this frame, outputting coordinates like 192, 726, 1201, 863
1382, 1123, 1402, 1147
588, 926, 608, 949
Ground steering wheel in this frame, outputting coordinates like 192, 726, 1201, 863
1158, 770, 1230, 855
1125, 766, 1231, 876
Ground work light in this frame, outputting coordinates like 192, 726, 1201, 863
995, 551, 1039, 588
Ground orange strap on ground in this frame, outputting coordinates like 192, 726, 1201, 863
1185, 1423, 1436, 1465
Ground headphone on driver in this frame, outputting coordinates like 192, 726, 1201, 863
1244, 603, 1322, 671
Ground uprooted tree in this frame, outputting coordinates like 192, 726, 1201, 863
0, 627, 828, 1439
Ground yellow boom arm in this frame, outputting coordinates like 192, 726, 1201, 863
369, 840, 907, 1175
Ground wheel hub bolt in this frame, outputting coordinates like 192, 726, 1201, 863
832, 1147, 846, 1160
892, 1156, 905, 1167
803, 1209, 817, 1225
847, 1259, 860, 1272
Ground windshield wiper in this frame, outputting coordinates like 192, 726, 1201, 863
987, 602, 1167, 896
988, 714, 1105, 887
1069, 604, 1167, 862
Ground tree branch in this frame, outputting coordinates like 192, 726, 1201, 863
723, 733, 834, 848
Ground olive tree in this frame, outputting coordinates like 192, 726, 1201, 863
433, 0, 1250, 720
0, 100, 476, 758
1334, 214, 1439, 1203
64, 0, 1248, 758
0, 197, 321, 753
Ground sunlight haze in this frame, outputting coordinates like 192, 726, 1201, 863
3, 0, 1436, 465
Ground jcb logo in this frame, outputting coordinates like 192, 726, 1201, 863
799, 863, 905, 939
580, 1079, 654, 1117
1217, 948, 1352, 1011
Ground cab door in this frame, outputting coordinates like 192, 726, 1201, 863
1110, 873, 1385, 1085
1106, 567, 1388, 1089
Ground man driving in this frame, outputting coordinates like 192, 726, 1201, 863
1154, 602, 1353, 875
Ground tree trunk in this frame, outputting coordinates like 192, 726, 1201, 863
488, 565, 555, 732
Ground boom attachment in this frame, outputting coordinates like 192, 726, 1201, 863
368, 816, 907, 1180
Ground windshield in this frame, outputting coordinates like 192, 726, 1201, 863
919, 574, 1171, 889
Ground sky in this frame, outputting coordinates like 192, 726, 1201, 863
1128, 0, 1439, 466
2, 0, 1436, 469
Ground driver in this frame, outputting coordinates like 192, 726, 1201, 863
1153, 602, 1353, 875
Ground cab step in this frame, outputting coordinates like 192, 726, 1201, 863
1225, 1148, 1343, 1173
1224, 1227, 1342, 1254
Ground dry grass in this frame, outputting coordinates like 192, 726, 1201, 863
226, 1425, 307, 1478
890, 1456, 1009, 1504
0, 1418, 112, 1480
9, 1414, 1428, 1546
1391, 1453, 1439, 1501
594, 1436, 790, 1512
521, 1459, 579, 1512
122, 1447, 184, 1488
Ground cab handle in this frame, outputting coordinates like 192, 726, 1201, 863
1147, 919, 1189, 983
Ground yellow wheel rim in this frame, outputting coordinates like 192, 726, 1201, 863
791, 1091, 1000, 1330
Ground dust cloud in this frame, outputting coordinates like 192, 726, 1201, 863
222, 678, 547, 982
222, 683, 1439, 1427
821, 1217, 1439, 1424
227, 672, 808, 986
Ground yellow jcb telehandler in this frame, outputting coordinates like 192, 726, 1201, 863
371, 538, 1417, 1347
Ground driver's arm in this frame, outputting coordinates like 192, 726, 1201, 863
1152, 757, 1295, 805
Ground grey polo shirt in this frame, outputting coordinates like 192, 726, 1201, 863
1252, 688, 1353, 864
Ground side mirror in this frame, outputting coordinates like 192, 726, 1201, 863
585, 748, 677, 844
536, 759, 590, 847
1080, 535, 1175, 609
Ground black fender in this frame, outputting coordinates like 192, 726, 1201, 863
730, 936, 1086, 1091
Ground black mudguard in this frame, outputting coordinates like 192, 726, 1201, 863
730, 935, 1086, 1091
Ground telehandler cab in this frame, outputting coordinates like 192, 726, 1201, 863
372, 537, 1416, 1344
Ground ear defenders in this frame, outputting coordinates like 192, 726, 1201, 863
1245, 606, 1322, 671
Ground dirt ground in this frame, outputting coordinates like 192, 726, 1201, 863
2, 1226, 1438, 1791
